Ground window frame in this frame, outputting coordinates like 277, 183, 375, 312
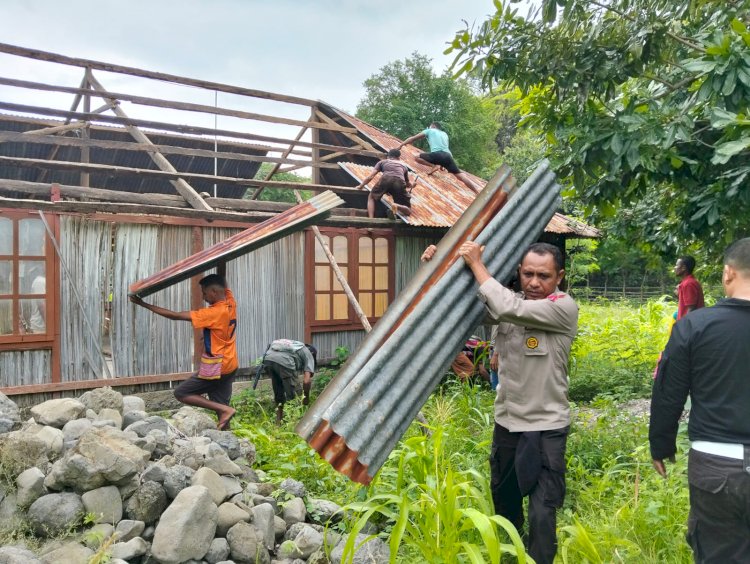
305, 227, 395, 334
0, 210, 58, 349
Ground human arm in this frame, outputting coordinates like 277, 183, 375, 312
356, 170, 378, 190
129, 295, 192, 321
649, 322, 692, 476
398, 132, 426, 148
681, 280, 702, 313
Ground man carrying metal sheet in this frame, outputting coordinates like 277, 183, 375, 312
450, 240, 578, 564
399, 122, 480, 193
129, 273, 238, 431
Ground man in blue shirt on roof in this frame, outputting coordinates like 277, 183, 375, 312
399, 122, 479, 193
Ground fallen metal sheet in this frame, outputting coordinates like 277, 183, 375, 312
297, 161, 560, 484
129, 190, 344, 297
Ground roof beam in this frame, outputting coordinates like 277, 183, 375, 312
0, 42, 318, 107
250, 125, 308, 200
0, 75, 358, 134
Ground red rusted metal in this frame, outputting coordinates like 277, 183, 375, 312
129, 191, 343, 297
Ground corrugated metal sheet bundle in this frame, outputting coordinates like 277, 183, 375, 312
297, 161, 561, 484
129, 191, 344, 297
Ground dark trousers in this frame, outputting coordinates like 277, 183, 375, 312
490, 423, 568, 564
686, 449, 750, 563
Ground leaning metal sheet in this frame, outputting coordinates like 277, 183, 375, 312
297, 161, 560, 484
129, 191, 344, 297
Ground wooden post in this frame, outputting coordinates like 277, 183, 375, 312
80, 69, 91, 188
294, 189, 372, 333
86, 73, 213, 212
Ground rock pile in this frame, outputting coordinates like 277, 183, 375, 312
0, 390, 389, 564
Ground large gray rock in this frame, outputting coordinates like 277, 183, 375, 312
124, 415, 169, 437
97, 408, 123, 430
163, 464, 195, 499
0, 430, 49, 477
0, 546, 43, 563
122, 410, 147, 428
293, 525, 324, 559
122, 395, 146, 414
79, 387, 123, 414
274, 515, 287, 540
205, 537, 231, 564
282, 497, 306, 527
192, 466, 227, 506
62, 418, 93, 444
221, 476, 243, 499
279, 478, 306, 498
30, 398, 85, 428
216, 502, 251, 537
109, 537, 150, 561
202, 429, 241, 459
308, 498, 343, 524
44, 426, 149, 492
124, 480, 167, 524
15, 466, 46, 509
204, 451, 243, 476
0, 392, 21, 433
81, 485, 122, 525
30, 426, 64, 460
238, 438, 257, 466
330, 534, 390, 564
147, 428, 172, 459
0, 491, 23, 535
172, 406, 217, 435
142, 461, 167, 483
39, 541, 92, 564
251, 502, 276, 551
226, 521, 270, 564
151, 486, 218, 564
114, 519, 145, 543
27, 492, 84, 537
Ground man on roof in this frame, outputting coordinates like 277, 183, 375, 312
355, 148, 415, 219
398, 122, 480, 193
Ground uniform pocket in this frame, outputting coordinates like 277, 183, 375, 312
522, 329, 548, 356
688, 449, 729, 493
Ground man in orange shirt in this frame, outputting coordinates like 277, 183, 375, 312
130, 273, 238, 430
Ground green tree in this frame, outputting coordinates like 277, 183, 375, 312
356, 53, 501, 176
246, 163, 311, 203
449, 0, 750, 253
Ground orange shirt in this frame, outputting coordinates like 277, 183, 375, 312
190, 288, 238, 374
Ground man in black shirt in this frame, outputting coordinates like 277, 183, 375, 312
650, 237, 750, 563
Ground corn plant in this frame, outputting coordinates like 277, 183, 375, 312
340, 429, 532, 564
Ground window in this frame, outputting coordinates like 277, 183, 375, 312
307, 228, 394, 332
0, 212, 56, 345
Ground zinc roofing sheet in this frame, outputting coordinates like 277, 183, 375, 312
330, 108, 600, 237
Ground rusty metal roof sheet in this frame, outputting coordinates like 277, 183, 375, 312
297, 162, 561, 484
129, 191, 344, 297
328, 107, 599, 237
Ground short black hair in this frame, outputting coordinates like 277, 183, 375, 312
430, 121, 442, 130
678, 256, 696, 274
199, 273, 226, 289
522, 242, 564, 271
305, 344, 318, 368
724, 238, 750, 273
387, 148, 401, 158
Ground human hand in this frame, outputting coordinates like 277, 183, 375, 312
129, 295, 145, 306
490, 352, 498, 371
420, 245, 437, 262
458, 241, 485, 267
652, 455, 675, 478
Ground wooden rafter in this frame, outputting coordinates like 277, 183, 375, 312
250, 126, 309, 200
86, 73, 212, 211
0, 103, 381, 159
0, 76, 359, 134
314, 109, 380, 154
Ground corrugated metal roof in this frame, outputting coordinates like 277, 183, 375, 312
129, 191, 344, 297
0, 113, 267, 198
297, 161, 562, 484
327, 107, 600, 237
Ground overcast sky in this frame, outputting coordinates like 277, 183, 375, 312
0, 0, 528, 162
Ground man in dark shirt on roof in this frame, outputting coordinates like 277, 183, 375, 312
674, 255, 705, 319
356, 148, 415, 218
650, 237, 750, 562
398, 122, 479, 193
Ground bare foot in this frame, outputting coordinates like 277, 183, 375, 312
217, 407, 236, 431
427, 166, 440, 176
